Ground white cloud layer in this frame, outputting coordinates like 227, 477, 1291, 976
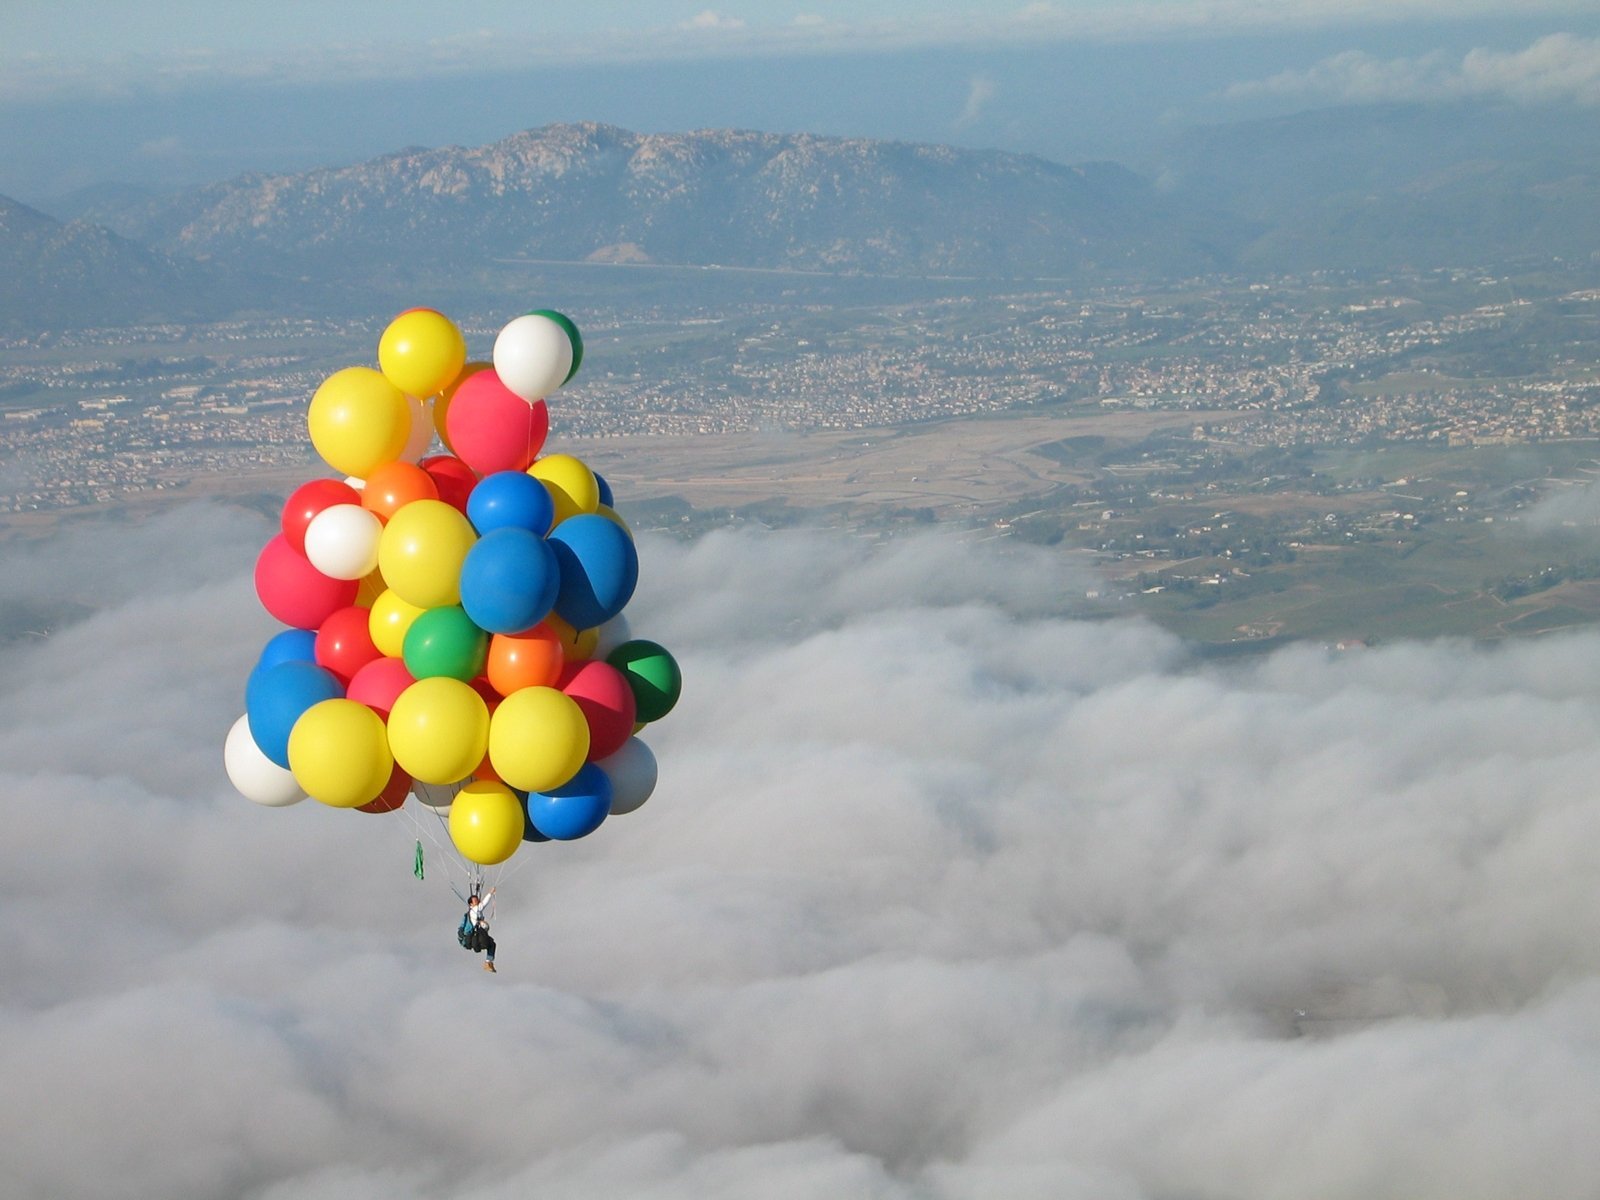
6, 506, 1600, 1198
1227, 32, 1600, 107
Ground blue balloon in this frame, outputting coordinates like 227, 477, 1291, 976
246, 628, 318, 698
548, 514, 638, 631
466, 470, 555, 537
245, 660, 343, 768
593, 471, 614, 509
458, 527, 560, 634
513, 790, 551, 842
524, 763, 612, 840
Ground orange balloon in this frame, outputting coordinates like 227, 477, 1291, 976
362, 461, 440, 522
486, 624, 566, 696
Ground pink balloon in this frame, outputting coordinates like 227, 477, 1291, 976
558, 659, 637, 761
346, 656, 417, 717
443, 370, 549, 476
255, 534, 359, 630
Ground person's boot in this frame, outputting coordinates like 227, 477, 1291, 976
484, 961, 496, 972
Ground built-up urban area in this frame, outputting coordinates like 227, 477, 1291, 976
2, 268, 1598, 517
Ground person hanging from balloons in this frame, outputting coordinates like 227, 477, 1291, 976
460, 887, 497, 971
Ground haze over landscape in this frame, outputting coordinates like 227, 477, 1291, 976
5, 3, 1600, 1197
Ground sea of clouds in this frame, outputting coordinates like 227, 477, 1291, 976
4, 504, 1600, 1199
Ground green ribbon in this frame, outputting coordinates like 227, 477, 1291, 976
414, 840, 425, 881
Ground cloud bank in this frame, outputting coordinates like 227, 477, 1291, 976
1227, 32, 1600, 108
5, 507, 1600, 1198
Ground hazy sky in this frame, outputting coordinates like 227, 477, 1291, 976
3, 0, 1599, 200
7, 501, 1600, 1198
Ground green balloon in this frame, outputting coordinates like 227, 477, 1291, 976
605, 639, 681, 724
530, 308, 583, 384
403, 606, 488, 682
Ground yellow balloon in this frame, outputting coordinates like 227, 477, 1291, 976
377, 499, 477, 609
489, 685, 590, 792
596, 503, 632, 537
355, 565, 387, 609
528, 453, 600, 526
448, 780, 526, 865
434, 361, 491, 455
387, 677, 490, 785
308, 367, 411, 478
369, 587, 427, 658
546, 613, 599, 661
378, 309, 467, 398
288, 699, 393, 808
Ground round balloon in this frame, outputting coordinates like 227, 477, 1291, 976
368, 587, 427, 659
282, 478, 361, 555
458, 527, 560, 635
303, 503, 384, 581
289, 698, 394, 808
387, 676, 490, 785
487, 685, 589, 792
314, 604, 382, 684
224, 714, 306, 807
307, 366, 411, 478
530, 309, 583, 384
357, 762, 412, 814
345, 655, 416, 716
528, 453, 600, 527
444, 370, 549, 476
525, 762, 612, 840
606, 639, 683, 723
448, 780, 526, 865
255, 534, 360, 630
596, 737, 657, 816
362, 461, 440, 522
494, 313, 575, 402
378, 308, 467, 398
559, 659, 637, 761
433, 362, 491, 456
546, 613, 599, 661
403, 605, 488, 681
420, 453, 478, 514
549, 514, 639, 631
486, 624, 564, 696
247, 628, 318, 696
245, 660, 344, 768
467, 469, 555, 537
377, 499, 478, 609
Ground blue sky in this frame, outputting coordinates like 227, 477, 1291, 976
3, 1, 1598, 201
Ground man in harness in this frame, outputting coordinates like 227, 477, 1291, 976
458, 886, 497, 972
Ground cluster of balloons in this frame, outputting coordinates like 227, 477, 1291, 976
224, 307, 682, 867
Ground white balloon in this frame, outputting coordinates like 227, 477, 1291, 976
596, 737, 656, 816
224, 715, 305, 807
411, 778, 466, 813
303, 503, 382, 580
400, 395, 435, 462
493, 314, 573, 403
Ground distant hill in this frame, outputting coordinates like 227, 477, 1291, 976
0, 195, 248, 334
81, 122, 1248, 283
1154, 101, 1600, 272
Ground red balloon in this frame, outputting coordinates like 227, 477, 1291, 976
358, 762, 412, 813
362, 461, 440, 522
314, 605, 382, 684
558, 660, 637, 761
444, 370, 549, 475
255, 534, 360, 630
282, 479, 362, 555
346, 656, 416, 717
420, 454, 478, 514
